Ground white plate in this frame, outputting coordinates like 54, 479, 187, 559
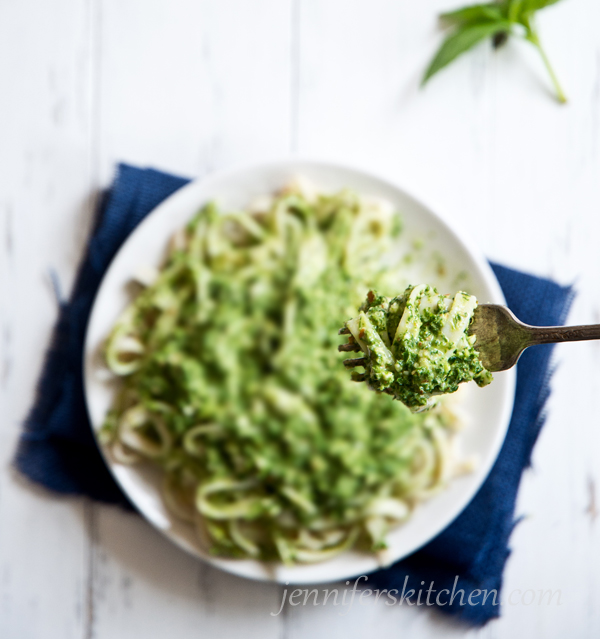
84, 159, 515, 585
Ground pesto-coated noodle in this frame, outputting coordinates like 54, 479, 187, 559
344, 286, 492, 411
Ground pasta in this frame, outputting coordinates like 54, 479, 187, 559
99, 181, 467, 564
343, 286, 493, 411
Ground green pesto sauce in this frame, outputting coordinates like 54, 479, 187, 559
346, 285, 493, 411
101, 187, 461, 562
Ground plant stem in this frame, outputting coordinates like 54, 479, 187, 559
527, 31, 567, 104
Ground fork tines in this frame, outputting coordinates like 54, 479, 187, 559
339, 326, 367, 375
338, 342, 360, 352
342, 357, 367, 369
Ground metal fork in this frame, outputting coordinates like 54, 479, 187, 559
465, 304, 600, 372
339, 305, 600, 374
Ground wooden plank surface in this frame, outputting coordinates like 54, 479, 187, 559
1, 1, 599, 637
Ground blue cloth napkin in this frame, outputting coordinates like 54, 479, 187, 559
15, 164, 574, 626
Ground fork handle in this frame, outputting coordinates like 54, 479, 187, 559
526, 324, 600, 346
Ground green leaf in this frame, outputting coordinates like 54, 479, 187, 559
523, 0, 563, 10
509, 0, 563, 24
422, 21, 512, 85
507, 0, 524, 22
425, 0, 567, 101
440, 4, 504, 26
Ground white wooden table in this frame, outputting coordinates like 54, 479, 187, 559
2, 1, 599, 637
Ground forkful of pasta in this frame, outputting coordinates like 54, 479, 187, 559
340, 284, 600, 413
